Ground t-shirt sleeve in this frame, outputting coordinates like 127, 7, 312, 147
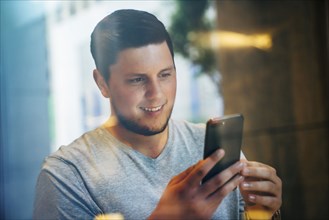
33, 156, 102, 220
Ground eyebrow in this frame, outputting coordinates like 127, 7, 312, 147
159, 65, 175, 73
125, 65, 176, 77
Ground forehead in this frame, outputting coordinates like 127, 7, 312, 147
110, 42, 174, 75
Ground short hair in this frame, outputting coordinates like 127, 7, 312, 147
90, 9, 174, 82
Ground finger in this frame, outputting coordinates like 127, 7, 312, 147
243, 161, 279, 177
170, 163, 199, 185
244, 161, 276, 170
207, 174, 244, 206
241, 166, 278, 183
240, 180, 279, 196
244, 193, 282, 213
200, 161, 245, 197
184, 149, 225, 187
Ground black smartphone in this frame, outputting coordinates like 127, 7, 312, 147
202, 114, 244, 184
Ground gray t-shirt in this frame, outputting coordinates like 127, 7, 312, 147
33, 119, 244, 219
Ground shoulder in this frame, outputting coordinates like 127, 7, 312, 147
34, 129, 104, 219
169, 119, 206, 151
170, 119, 205, 134
42, 127, 106, 172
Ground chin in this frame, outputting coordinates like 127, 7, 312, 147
117, 114, 171, 136
131, 121, 169, 136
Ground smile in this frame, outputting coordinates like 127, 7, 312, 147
140, 105, 163, 112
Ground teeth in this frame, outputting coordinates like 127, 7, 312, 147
142, 105, 162, 112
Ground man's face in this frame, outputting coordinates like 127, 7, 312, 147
107, 42, 176, 136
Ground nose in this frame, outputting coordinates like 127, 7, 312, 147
145, 78, 163, 100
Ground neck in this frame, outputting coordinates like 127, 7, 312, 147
103, 117, 169, 158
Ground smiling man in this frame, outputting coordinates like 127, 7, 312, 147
33, 9, 282, 220
104, 43, 176, 136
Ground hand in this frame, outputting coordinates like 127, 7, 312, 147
148, 149, 245, 220
239, 160, 282, 218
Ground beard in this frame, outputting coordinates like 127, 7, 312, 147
113, 105, 173, 136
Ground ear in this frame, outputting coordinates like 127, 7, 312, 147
93, 69, 110, 98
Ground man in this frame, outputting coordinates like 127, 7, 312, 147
33, 9, 281, 220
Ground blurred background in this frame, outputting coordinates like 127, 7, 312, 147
1, 0, 328, 219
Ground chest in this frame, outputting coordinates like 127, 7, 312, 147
87, 150, 197, 218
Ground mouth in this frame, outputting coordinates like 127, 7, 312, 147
140, 104, 164, 112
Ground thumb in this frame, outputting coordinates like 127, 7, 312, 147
169, 161, 201, 185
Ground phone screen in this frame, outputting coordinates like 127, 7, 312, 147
202, 114, 244, 184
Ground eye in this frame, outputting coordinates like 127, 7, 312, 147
127, 77, 145, 84
159, 72, 171, 79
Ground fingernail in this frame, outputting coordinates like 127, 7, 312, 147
217, 149, 224, 157
249, 194, 256, 201
242, 182, 251, 188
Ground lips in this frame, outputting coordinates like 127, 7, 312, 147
140, 105, 164, 112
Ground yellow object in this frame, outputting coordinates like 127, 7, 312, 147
189, 31, 273, 50
94, 213, 124, 220
244, 206, 272, 220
